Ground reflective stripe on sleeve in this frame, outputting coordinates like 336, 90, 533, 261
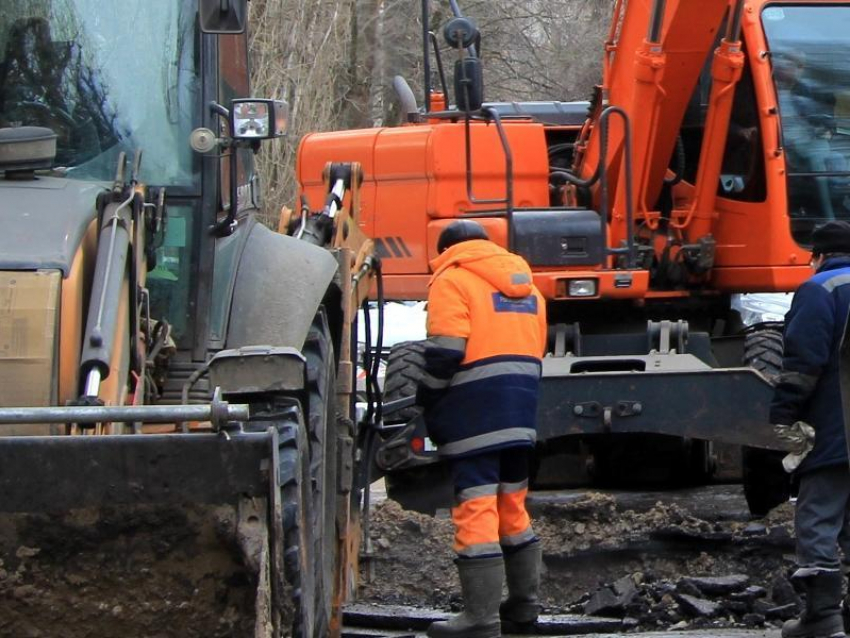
428, 335, 468, 353
450, 361, 541, 387
776, 370, 819, 393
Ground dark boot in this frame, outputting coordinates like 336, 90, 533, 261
427, 556, 503, 638
500, 542, 542, 631
844, 597, 850, 635
782, 571, 846, 638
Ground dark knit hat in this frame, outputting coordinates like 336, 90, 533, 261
437, 220, 489, 253
811, 220, 850, 256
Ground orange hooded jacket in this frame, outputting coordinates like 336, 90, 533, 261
416, 239, 547, 458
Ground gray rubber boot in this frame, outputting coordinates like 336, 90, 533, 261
783, 571, 846, 638
427, 556, 503, 638
500, 542, 542, 630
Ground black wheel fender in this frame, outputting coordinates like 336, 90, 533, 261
226, 222, 339, 352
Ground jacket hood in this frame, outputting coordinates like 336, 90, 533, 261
429, 239, 534, 298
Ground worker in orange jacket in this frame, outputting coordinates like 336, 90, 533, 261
416, 220, 547, 638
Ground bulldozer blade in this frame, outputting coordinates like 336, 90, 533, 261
0, 431, 286, 638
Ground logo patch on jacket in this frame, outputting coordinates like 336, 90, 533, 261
492, 292, 538, 314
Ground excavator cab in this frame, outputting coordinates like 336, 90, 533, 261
762, 4, 850, 240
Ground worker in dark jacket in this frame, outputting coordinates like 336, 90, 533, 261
416, 220, 547, 638
771, 220, 850, 638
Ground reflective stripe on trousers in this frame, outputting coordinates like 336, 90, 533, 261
450, 448, 537, 558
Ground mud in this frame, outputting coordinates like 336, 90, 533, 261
0, 504, 265, 638
359, 488, 798, 630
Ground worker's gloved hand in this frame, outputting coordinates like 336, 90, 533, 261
773, 421, 816, 473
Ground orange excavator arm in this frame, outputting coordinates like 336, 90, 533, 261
575, 0, 741, 252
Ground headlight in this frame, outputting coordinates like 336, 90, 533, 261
230, 99, 288, 140
568, 279, 597, 297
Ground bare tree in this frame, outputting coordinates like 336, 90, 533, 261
250, 0, 614, 223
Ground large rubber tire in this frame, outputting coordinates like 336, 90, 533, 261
382, 340, 456, 514
277, 406, 317, 638
302, 310, 339, 636
383, 340, 426, 423
742, 327, 784, 376
741, 326, 792, 517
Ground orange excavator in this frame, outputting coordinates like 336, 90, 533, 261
298, 0, 847, 514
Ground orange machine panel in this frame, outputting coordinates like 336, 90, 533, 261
297, 119, 550, 287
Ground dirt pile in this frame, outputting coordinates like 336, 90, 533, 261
360, 491, 799, 630
0, 505, 262, 638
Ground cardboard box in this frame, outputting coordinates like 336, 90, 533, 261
0, 270, 62, 435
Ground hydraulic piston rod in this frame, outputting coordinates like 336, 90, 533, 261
0, 401, 249, 429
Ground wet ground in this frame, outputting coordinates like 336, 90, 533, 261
349, 484, 798, 636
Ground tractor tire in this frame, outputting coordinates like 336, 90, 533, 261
277, 406, 317, 638
741, 326, 791, 517
382, 340, 455, 514
742, 327, 784, 376
303, 310, 340, 636
383, 340, 426, 423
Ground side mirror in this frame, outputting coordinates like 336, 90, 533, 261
230, 99, 289, 140
454, 58, 484, 112
199, 0, 248, 34
443, 17, 484, 113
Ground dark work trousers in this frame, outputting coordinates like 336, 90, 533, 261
795, 463, 850, 574
449, 447, 538, 559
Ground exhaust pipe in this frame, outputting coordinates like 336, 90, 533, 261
393, 76, 420, 123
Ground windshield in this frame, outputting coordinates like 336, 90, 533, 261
0, 0, 199, 186
763, 4, 850, 243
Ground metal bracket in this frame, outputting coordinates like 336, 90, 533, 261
647, 319, 688, 354
573, 402, 602, 418
573, 400, 642, 432
552, 323, 582, 358
616, 401, 643, 417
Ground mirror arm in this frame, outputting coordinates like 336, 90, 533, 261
209, 101, 232, 131
429, 32, 450, 107
208, 102, 238, 237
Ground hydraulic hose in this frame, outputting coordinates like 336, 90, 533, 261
360, 259, 384, 567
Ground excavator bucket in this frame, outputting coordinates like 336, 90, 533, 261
0, 429, 295, 637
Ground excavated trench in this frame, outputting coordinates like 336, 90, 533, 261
355, 485, 800, 633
